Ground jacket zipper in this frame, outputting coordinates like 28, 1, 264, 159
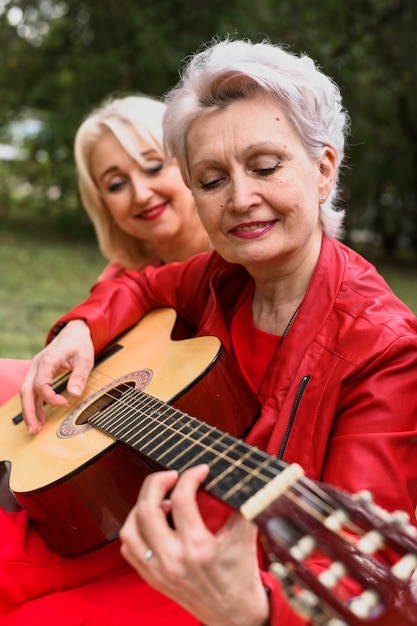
278, 375, 311, 459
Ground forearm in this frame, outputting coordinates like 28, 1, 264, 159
47, 271, 152, 353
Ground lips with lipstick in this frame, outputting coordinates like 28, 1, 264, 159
230, 221, 276, 238
136, 203, 167, 221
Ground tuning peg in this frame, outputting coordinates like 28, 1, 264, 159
354, 491, 417, 540
289, 534, 316, 560
349, 589, 381, 619
390, 509, 410, 526
319, 561, 348, 588
391, 552, 417, 581
389, 509, 417, 537
356, 529, 385, 554
353, 490, 391, 521
353, 489, 373, 504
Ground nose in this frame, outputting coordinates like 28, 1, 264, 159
227, 173, 262, 213
131, 174, 154, 204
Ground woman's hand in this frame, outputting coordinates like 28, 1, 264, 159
120, 464, 270, 626
20, 320, 95, 434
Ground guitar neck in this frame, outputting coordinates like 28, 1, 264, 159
88, 384, 289, 512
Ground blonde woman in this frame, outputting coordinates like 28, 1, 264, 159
75, 94, 210, 278
0, 95, 211, 405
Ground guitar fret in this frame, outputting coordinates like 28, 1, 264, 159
92, 388, 141, 433
206, 444, 271, 493
141, 417, 206, 465
93, 390, 179, 444
130, 412, 199, 457
167, 431, 231, 472
153, 428, 231, 473
88, 386, 287, 509
120, 407, 179, 449
132, 405, 192, 454
205, 447, 284, 508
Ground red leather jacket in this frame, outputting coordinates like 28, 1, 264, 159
52, 234, 417, 625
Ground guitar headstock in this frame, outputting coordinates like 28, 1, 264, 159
255, 476, 417, 625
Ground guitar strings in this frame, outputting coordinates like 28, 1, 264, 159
55, 368, 417, 587
55, 374, 404, 598
53, 366, 369, 537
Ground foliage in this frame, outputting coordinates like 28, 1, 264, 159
0, 0, 416, 258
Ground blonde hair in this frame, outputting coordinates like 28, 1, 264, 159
164, 38, 350, 239
74, 95, 166, 270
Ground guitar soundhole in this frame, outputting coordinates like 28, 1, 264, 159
75, 382, 135, 425
57, 368, 152, 439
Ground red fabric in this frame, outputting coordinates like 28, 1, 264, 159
0, 358, 30, 406
0, 509, 198, 625
97, 260, 126, 282
230, 280, 280, 393
52, 235, 417, 625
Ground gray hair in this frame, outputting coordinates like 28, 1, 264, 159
163, 38, 349, 238
74, 95, 166, 269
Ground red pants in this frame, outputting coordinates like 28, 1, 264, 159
0, 509, 199, 625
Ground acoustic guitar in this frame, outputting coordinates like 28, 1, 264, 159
1, 308, 417, 626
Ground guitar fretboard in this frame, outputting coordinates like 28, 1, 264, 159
88, 385, 288, 510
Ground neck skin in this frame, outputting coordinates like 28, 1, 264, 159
250, 232, 322, 336
160, 231, 213, 264
153, 217, 213, 265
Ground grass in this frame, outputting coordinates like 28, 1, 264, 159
0, 231, 106, 358
1, 230, 416, 359
376, 261, 417, 315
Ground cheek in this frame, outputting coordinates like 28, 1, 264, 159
197, 209, 223, 243
164, 168, 187, 196
194, 195, 214, 225
105, 194, 132, 220
172, 182, 192, 207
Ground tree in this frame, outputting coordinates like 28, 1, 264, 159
0, 0, 415, 258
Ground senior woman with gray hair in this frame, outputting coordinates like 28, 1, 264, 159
20, 38, 417, 626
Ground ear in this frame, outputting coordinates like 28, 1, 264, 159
318, 146, 337, 200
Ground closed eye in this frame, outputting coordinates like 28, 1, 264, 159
145, 162, 164, 176
254, 162, 280, 177
108, 179, 127, 192
200, 177, 224, 190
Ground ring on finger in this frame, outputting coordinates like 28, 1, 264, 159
142, 548, 153, 564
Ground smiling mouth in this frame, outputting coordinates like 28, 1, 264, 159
137, 203, 167, 221
231, 221, 277, 237
233, 222, 271, 232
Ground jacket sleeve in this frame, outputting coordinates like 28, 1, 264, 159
322, 332, 417, 521
46, 252, 216, 353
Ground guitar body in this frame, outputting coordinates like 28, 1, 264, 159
0, 308, 259, 556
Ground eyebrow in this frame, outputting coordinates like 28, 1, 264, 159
99, 149, 160, 181
99, 165, 118, 181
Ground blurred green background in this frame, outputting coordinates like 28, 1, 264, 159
0, 0, 416, 357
